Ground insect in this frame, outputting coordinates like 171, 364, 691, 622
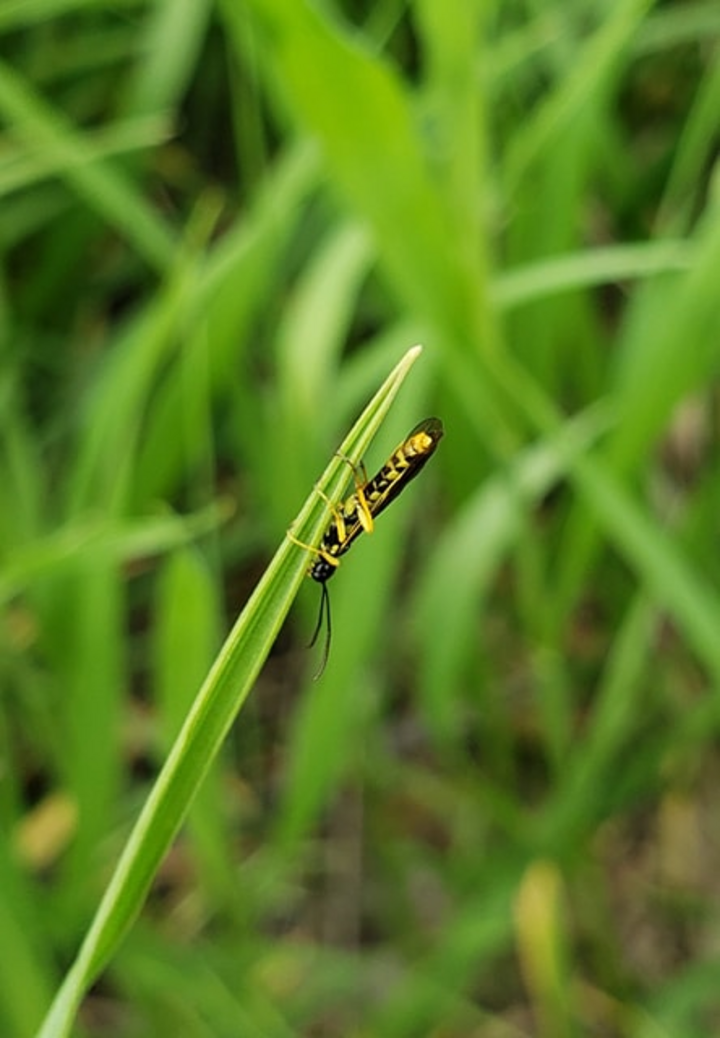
289, 417, 444, 677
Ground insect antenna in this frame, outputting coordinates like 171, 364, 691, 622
308, 580, 332, 680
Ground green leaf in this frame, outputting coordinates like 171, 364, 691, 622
36, 344, 426, 1038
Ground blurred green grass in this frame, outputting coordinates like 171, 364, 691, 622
1, 1, 720, 1036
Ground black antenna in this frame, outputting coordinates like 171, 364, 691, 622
308, 581, 332, 680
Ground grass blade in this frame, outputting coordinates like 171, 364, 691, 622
35, 344, 425, 1038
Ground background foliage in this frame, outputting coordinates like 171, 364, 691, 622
2, 1, 720, 1035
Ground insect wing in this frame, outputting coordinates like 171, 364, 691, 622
336, 417, 444, 544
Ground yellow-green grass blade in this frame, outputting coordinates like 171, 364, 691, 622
35, 344, 425, 1038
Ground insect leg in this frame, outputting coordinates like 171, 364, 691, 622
286, 529, 341, 571
334, 452, 374, 534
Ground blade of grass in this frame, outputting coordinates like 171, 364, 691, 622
413, 402, 613, 744
226, 0, 490, 347
36, 343, 425, 1038
492, 240, 692, 310
0, 502, 230, 608
120, 0, 212, 117
504, 0, 655, 190
487, 349, 720, 687
0, 114, 168, 196
0, 61, 175, 271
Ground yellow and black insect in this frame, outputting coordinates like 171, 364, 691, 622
290, 417, 444, 677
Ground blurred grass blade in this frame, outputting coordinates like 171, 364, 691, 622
227, 1, 485, 342
36, 344, 425, 1038
492, 240, 692, 310
0, 61, 175, 270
